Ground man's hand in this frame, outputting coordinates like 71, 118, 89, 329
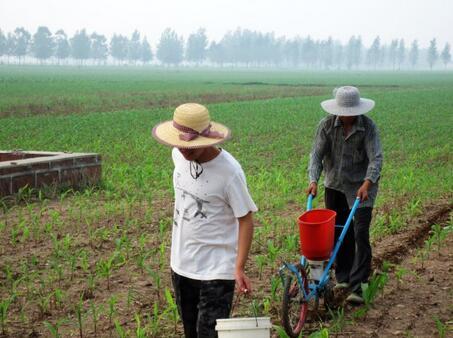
236, 212, 253, 295
306, 182, 317, 197
235, 269, 252, 295
357, 180, 372, 201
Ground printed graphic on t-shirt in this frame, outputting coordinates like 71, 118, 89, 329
174, 171, 211, 226
176, 187, 210, 221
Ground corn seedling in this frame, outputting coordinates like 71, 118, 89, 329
96, 227, 111, 243
37, 293, 52, 318
360, 271, 389, 315
86, 273, 96, 296
270, 275, 281, 301
431, 223, 447, 256
19, 304, 28, 326
418, 235, 435, 269
96, 254, 116, 290
3, 265, 13, 289
0, 199, 8, 228
44, 221, 53, 234
267, 239, 279, 265
395, 266, 411, 289
89, 300, 103, 337
79, 250, 90, 273
261, 297, 271, 315
50, 233, 63, 258
73, 297, 84, 338
146, 267, 162, 302
10, 225, 19, 246
273, 325, 291, 338
159, 219, 167, 238
164, 288, 179, 334
127, 288, 135, 311
148, 302, 161, 337
255, 255, 267, 280
135, 313, 146, 338
15, 185, 34, 204
249, 299, 261, 318
114, 319, 128, 338
284, 234, 298, 253
135, 251, 149, 273
62, 234, 73, 252
158, 242, 166, 269
67, 253, 78, 281
44, 318, 66, 338
407, 198, 421, 217
53, 288, 65, 309
138, 233, 147, 253
107, 295, 117, 333
50, 258, 64, 286
309, 328, 330, 338
433, 316, 446, 338
0, 296, 13, 335
328, 307, 346, 333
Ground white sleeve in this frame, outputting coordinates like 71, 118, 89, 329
225, 171, 258, 218
171, 148, 178, 165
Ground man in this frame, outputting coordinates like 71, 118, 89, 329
152, 103, 257, 337
307, 86, 383, 304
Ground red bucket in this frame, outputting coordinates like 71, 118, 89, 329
298, 209, 336, 261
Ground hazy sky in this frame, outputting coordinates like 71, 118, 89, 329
1, 0, 452, 48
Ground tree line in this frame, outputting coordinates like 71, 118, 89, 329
0, 26, 451, 70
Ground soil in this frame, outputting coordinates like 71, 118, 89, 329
0, 86, 325, 118
327, 200, 453, 338
337, 229, 452, 337
0, 198, 451, 338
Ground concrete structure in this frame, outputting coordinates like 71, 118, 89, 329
0, 150, 102, 197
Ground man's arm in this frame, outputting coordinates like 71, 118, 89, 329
235, 211, 254, 294
307, 121, 329, 196
358, 122, 383, 201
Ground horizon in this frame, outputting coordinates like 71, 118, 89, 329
1, 0, 452, 49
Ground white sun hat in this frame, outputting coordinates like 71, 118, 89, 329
321, 86, 375, 116
152, 103, 231, 149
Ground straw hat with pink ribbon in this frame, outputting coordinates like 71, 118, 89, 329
152, 103, 231, 149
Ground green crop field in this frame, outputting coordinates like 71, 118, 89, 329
0, 66, 452, 337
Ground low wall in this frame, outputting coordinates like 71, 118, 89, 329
0, 151, 102, 197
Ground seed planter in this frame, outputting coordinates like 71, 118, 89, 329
279, 194, 361, 337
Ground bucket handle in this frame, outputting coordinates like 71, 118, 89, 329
231, 292, 259, 327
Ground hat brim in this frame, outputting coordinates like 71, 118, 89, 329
321, 98, 375, 116
152, 120, 231, 149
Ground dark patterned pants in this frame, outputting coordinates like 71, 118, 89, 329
171, 270, 235, 338
325, 188, 373, 294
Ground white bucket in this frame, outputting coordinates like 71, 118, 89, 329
215, 317, 272, 338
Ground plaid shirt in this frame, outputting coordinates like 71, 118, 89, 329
308, 115, 383, 208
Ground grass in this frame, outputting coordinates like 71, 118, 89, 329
0, 66, 452, 336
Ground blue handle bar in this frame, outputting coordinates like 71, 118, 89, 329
318, 197, 361, 285
307, 194, 360, 213
306, 194, 313, 211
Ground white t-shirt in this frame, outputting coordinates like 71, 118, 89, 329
170, 148, 258, 280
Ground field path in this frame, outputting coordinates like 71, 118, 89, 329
336, 201, 452, 337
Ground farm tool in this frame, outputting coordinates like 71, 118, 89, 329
279, 194, 360, 337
